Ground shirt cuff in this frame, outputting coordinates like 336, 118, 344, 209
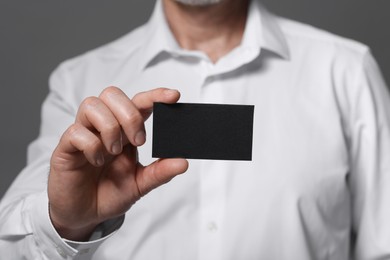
29, 191, 124, 259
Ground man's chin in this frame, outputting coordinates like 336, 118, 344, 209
174, 0, 223, 7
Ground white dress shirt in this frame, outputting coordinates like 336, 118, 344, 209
1, 0, 390, 259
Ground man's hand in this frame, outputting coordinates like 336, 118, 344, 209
48, 87, 188, 241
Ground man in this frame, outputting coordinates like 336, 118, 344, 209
1, 0, 389, 259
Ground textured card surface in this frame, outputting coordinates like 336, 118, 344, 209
152, 103, 254, 160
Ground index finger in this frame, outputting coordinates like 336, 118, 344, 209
132, 88, 181, 120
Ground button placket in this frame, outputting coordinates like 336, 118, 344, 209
198, 160, 228, 260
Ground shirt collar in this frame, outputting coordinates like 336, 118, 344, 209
139, 0, 290, 70
256, 1, 290, 60
139, 0, 179, 69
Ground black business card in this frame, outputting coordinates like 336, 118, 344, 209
152, 103, 254, 160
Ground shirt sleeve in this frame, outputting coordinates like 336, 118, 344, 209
346, 50, 390, 259
0, 64, 123, 259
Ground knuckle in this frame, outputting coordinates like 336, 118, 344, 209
66, 123, 81, 137
124, 111, 143, 126
102, 120, 121, 135
100, 86, 121, 99
81, 96, 101, 110
62, 124, 83, 146
85, 137, 102, 153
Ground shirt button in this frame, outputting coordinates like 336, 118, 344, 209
207, 221, 218, 232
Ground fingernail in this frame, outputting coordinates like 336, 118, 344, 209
111, 140, 122, 155
95, 153, 104, 167
135, 131, 146, 146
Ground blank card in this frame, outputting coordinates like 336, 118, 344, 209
152, 103, 254, 160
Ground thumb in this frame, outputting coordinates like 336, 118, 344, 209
136, 158, 189, 197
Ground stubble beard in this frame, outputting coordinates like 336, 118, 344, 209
174, 0, 224, 6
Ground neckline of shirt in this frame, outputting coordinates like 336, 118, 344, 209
139, 0, 290, 76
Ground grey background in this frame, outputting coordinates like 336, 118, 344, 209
0, 0, 389, 198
